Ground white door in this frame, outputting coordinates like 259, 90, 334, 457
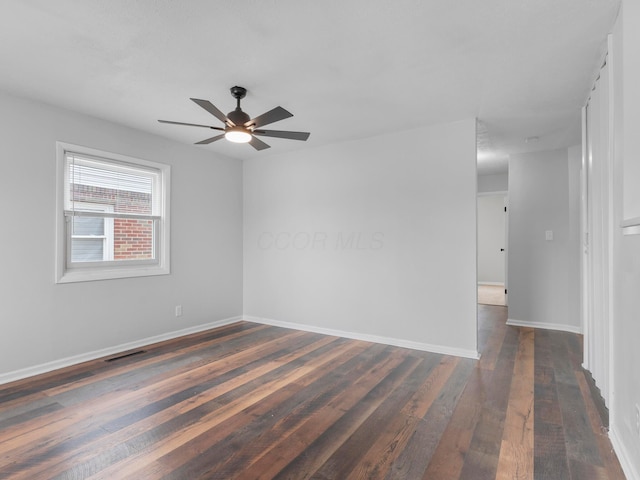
583, 55, 612, 407
477, 194, 507, 286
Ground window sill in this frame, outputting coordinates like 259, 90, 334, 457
56, 264, 170, 284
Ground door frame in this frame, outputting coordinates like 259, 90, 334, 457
581, 40, 615, 410
477, 190, 508, 305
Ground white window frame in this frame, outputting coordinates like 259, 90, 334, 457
55, 142, 171, 283
68, 202, 115, 263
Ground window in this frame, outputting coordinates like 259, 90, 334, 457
56, 143, 170, 283
69, 202, 114, 262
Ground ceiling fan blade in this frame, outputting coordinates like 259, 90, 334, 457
190, 98, 232, 126
249, 135, 271, 151
195, 134, 225, 145
246, 106, 293, 128
253, 129, 310, 141
158, 119, 224, 131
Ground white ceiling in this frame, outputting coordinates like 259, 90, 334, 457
0, 0, 620, 175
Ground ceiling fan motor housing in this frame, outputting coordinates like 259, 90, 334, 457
227, 108, 251, 126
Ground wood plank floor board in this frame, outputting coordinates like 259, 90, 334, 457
309, 354, 449, 479
0, 402, 65, 431
548, 332, 604, 473
265, 355, 424, 479
0, 322, 264, 408
159, 345, 407, 479
568, 457, 611, 480
0, 323, 270, 426
457, 325, 520, 480
533, 366, 570, 480
420, 366, 487, 479
229, 347, 413, 480
533, 328, 570, 480
533, 421, 569, 480
0, 329, 322, 477
557, 382, 604, 468
1, 332, 324, 478
575, 372, 627, 480
98, 331, 332, 432
0, 309, 626, 479
31, 335, 346, 480
366, 357, 463, 478
382, 358, 475, 480
0, 371, 95, 406
209, 344, 401, 477
88, 339, 381, 480
495, 328, 535, 480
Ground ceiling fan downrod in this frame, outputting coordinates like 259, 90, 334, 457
228, 86, 250, 126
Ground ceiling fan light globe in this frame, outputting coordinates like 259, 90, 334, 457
225, 128, 252, 143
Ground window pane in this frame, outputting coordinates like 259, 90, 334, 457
71, 216, 104, 236
68, 159, 154, 215
71, 238, 104, 262
114, 219, 154, 260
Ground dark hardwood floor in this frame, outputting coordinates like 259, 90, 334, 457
0, 306, 625, 479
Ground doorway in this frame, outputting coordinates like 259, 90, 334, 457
477, 193, 507, 306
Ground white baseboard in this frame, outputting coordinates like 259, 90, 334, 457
477, 282, 505, 286
243, 315, 480, 360
506, 318, 582, 334
0, 316, 243, 386
610, 427, 640, 480
1, 313, 482, 386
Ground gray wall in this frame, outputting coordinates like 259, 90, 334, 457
243, 119, 479, 357
478, 173, 508, 194
0, 91, 244, 379
507, 148, 581, 332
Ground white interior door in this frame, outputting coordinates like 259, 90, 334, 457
477, 194, 507, 286
583, 55, 611, 407
503, 195, 508, 305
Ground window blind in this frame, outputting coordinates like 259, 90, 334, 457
65, 152, 160, 217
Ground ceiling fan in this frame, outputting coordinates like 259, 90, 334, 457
158, 86, 310, 151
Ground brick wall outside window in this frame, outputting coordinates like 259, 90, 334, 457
72, 185, 153, 260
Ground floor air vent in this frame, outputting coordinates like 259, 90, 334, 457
105, 350, 147, 362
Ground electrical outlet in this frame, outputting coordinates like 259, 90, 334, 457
636, 404, 640, 437
175, 305, 183, 317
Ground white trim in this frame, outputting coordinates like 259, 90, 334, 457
477, 190, 508, 196
0, 314, 482, 385
65, 210, 160, 221
622, 224, 640, 235
620, 216, 640, 228
506, 318, 583, 334
580, 104, 590, 370
0, 316, 243, 386
56, 264, 169, 283
605, 31, 617, 423
67, 202, 114, 263
243, 315, 480, 360
477, 281, 505, 286
609, 427, 640, 480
